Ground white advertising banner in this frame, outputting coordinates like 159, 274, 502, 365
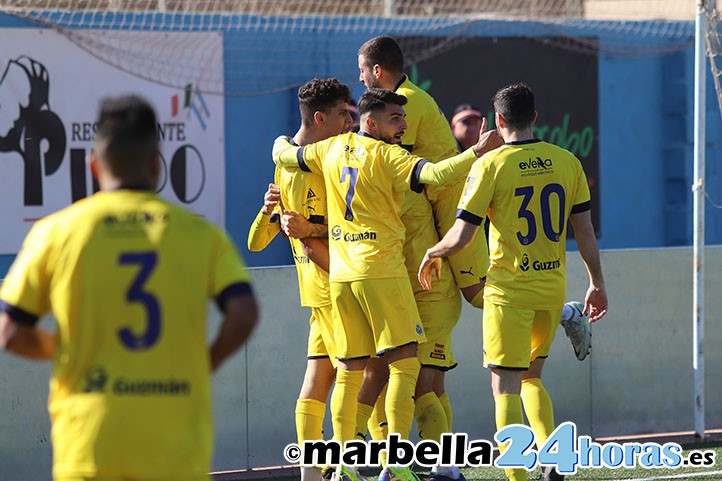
0, 28, 225, 254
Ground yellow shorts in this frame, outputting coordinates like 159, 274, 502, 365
330, 278, 425, 360
307, 305, 338, 368
416, 294, 462, 370
426, 180, 489, 288
482, 302, 563, 370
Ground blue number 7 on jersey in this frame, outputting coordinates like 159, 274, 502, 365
118, 252, 161, 351
341, 166, 358, 221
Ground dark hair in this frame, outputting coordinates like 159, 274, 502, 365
358, 88, 407, 116
298, 78, 352, 127
358, 36, 404, 74
348, 97, 359, 121
492, 83, 535, 130
94, 95, 158, 176
454, 103, 479, 115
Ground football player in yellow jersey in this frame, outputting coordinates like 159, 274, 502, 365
358, 36, 488, 309
349, 108, 467, 481
247, 78, 352, 481
419, 84, 607, 481
273, 88, 502, 481
0, 95, 258, 481
357, 36, 486, 481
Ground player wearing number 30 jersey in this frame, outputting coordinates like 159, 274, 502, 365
458, 138, 590, 310
0, 96, 258, 481
419, 83, 606, 481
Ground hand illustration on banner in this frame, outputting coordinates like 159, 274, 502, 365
0, 56, 66, 206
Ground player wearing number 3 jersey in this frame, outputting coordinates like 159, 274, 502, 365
419, 84, 607, 481
0, 96, 258, 481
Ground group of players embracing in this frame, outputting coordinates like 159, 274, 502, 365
248, 36, 607, 481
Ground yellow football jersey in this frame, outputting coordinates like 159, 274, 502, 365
0, 190, 251, 480
458, 140, 591, 309
296, 132, 428, 281
395, 76, 458, 161
396, 76, 490, 288
247, 206, 282, 252
400, 191, 458, 302
274, 166, 331, 308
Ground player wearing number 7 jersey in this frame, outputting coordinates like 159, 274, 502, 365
419, 83, 607, 481
0, 95, 258, 481
274, 88, 502, 481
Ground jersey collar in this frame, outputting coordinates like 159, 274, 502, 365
357, 131, 378, 140
505, 138, 542, 145
393, 75, 407, 92
114, 184, 156, 191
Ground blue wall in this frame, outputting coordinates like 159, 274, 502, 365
1, 12, 720, 272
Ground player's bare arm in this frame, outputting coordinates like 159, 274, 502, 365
570, 210, 608, 322
0, 312, 55, 360
417, 119, 503, 185
472, 117, 503, 157
209, 291, 259, 372
280, 210, 330, 271
281, 211, 328, 239
418, 219, 479, 290
300, 237, 330, 273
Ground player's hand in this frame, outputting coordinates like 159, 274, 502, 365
418, 252, 442, 291
472, 117, 504, 157
584, 284, 608, 322
282, 211, 313, 239
272, 135, 294, 166
261, 183, 281, 215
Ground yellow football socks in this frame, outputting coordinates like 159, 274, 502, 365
439, 391, 453, 430
369, 383, 389, 441
331, 369, 364, 442
414, 391, 448, 441
495, 393, 526, 481
295, 398, 326, 445
521, 377, 555, 446
355, 402, 374, 440
386, 357, 420, 438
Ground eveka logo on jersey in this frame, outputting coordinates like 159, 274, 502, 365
519, 157, 553, 170
307, 188, 317, 199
